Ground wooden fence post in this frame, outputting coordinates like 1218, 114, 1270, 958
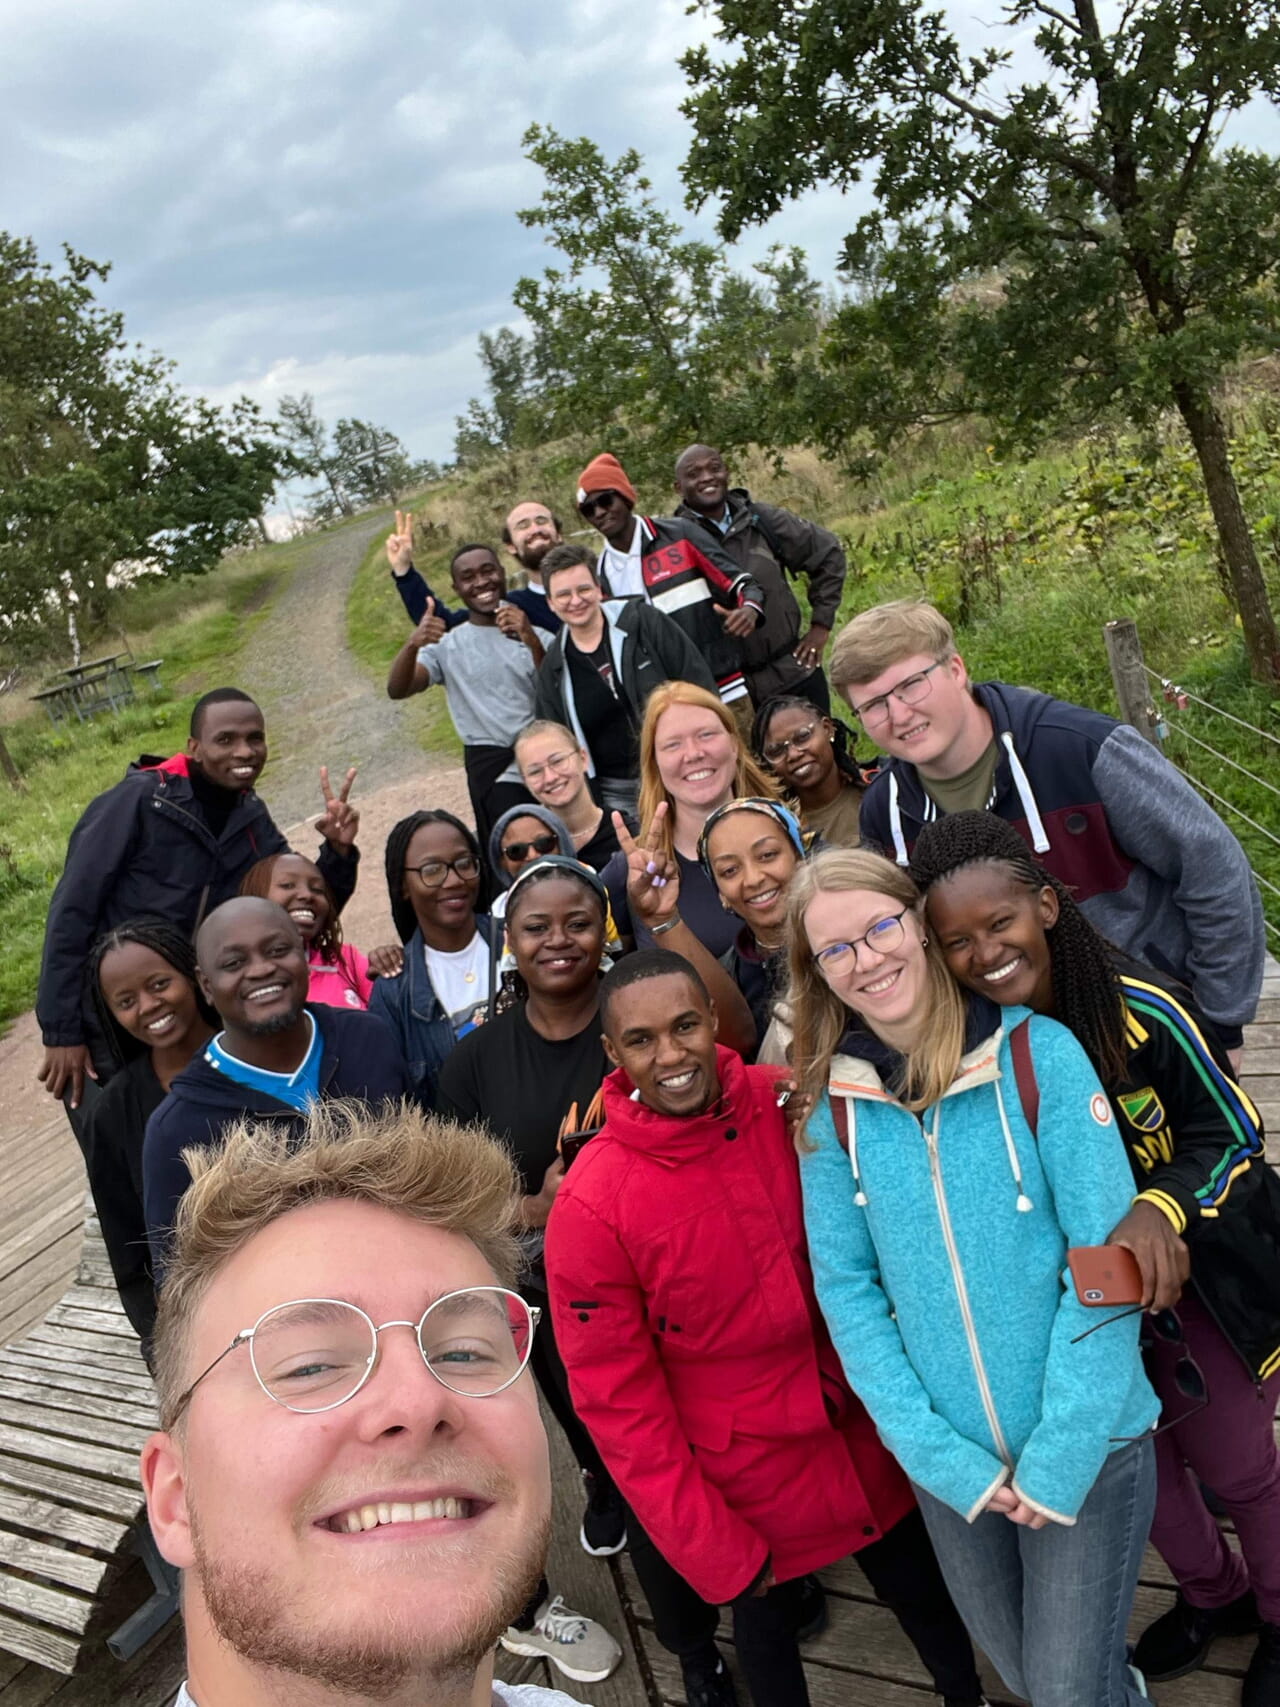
1103, 619, 1160, 745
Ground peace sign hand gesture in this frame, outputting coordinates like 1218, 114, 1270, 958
616, 803, 680, 931
386, 511, 415, 576
315, 764, 360, 849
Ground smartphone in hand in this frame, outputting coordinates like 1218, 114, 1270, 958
1068, 1245, 1144, 1308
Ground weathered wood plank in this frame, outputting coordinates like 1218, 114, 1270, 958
22, 1327, 149, 1369
0, 1422, 140, 1486
0, 1370, 157, 1427
0, 1400, 151, 1457
41, 1309, 137, 1344
0, 1350, 153, 1395
0, 1605, 82, 1676
0, 1484, 127, 1556
0, 1571, 94, 1638
0, 1533, 107, 1598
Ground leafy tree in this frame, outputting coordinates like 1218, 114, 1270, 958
454, 126, 828, 483
277, 392, 354, 519
332, 418, 415, 505
0, 234, 284, 646
682, 0, 1280, 680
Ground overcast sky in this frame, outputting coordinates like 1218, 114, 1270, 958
3, 0, 1277, 471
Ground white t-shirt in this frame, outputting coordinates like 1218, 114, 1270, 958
175, 1684, 582, 1706
425, 933, 492, 1033
598, 517, 646, 600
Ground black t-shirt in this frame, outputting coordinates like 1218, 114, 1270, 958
602, 847, 740, 958
566, 635, 637, 779
575, 810, 625, 872
434, 1002, 607, 1194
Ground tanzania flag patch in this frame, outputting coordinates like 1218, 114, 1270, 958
1118, 1087, 1167, 1133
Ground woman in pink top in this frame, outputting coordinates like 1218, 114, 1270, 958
241, 852, 373, 1010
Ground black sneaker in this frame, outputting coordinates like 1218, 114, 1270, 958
1132, 1588, 1261, 1681
579, 1470, 627, 1557
681, 1645, 738, 1707
1243, 1621, 1280, 1707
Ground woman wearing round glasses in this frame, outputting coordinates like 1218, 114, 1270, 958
787, 845, 1159, 1706
368, 811, 502, 1106
752, 695, 868, 848
911, 811, 1280, 1701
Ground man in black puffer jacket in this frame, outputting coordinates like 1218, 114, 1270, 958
37, 688, 360, 1115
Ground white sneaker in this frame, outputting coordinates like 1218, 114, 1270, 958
500, 1593, 622, 1683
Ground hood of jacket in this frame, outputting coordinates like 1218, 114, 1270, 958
600, 1044, 762, 1165
487, 803, 575, 889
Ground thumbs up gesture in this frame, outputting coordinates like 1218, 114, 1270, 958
412, 596, 447, 648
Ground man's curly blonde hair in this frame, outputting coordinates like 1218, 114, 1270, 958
152, 1099, 522, 1429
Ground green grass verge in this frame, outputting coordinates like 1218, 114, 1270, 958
0, 527, 342, 1028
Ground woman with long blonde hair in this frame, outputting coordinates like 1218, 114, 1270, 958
601, 680, 775, 958
786, 845, 1160, 1707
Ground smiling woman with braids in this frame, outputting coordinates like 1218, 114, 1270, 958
752, 694, 867, 847
83, 918, 217, 1347
912, 810, 1280, 1699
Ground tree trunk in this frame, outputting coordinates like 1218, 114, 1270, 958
1172, 382, 1280, 684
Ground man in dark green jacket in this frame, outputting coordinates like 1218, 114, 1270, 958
674, 443, 848, 709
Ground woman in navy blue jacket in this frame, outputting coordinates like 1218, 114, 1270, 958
367, 811, 501, 1106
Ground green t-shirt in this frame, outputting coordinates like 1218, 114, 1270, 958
922, 741, 999, 816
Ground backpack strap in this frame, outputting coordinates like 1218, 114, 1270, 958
1010, 1018, 1039, 1140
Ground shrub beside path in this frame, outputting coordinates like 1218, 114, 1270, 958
0, 508, 471, 1343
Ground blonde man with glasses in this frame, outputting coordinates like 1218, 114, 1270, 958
533, 545, 718, 819
831, 598, 1263, 1065
141, 1100, 620, 1707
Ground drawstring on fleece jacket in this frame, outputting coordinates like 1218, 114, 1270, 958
886, 729, 1050, 863
841, 1075, 1034, 1214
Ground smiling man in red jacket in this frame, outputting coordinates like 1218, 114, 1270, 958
545, 949, 985, 1707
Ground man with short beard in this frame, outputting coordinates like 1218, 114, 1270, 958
141, 1098, 610, 1706
142, 897, 412, 1264
389, 503, 564, 635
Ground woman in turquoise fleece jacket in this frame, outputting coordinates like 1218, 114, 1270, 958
786, 846, 1159, 1707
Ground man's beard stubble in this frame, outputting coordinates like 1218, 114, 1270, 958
189, 1488, 549, 1700
516, 537, 553, 573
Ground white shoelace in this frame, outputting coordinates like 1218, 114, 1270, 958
539, 1595, 590, 1644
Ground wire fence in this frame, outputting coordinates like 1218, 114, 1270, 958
1142, 663, 1280, 946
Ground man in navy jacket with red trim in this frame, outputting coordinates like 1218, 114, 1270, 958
575, 453, 764, 716
832, 600, 1263, 1058
37, 689, 360, 1111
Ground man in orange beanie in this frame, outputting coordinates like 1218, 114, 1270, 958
575, 453, 764, 713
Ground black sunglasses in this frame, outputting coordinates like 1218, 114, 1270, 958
501, 833, 559, 863
1072, 1306, 1208, 1442
579, 491, 620, 518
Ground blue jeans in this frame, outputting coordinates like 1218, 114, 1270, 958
914, 1438, 1155, 1707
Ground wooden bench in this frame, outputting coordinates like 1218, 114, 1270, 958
0, 1216, 176, 1675
130, 661, 164, 693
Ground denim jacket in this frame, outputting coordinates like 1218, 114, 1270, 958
367, 917, 501, 1107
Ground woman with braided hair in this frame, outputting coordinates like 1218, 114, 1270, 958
912, 810, 1280, 1702
82, 918, 217, 1347
752, 694, 866, 846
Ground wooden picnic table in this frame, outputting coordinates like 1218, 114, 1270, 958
31, 658, 136, 725
55, 655, 128, 681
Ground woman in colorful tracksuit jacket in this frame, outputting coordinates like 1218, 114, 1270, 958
910, 809, 1280, 1686
788, 846, 1158, 1707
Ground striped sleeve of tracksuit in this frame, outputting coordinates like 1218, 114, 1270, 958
1120, 972, 1265, 1235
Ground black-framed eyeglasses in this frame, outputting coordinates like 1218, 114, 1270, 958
579, 491, 620, 518
501, 833, 559, 863
812, 908, 910, 973
406, 854, 481, 887
166, 1287, 540, 1427
1071, 1306, 1208, 1442
850, 660, 946, 728
762, 721, 820, 764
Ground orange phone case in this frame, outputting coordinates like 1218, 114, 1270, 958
1067, 1245, 1144, 1308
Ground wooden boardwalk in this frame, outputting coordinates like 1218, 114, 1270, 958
0, 955, 1275, 1702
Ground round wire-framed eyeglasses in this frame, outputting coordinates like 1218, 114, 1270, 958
167, 1286, 539, 1425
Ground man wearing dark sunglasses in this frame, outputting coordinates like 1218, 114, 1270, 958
575, 453, 765, 725
141, 1100, 620, 1706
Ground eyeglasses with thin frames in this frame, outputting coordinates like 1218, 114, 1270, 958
1070, 1305, 1208, 1442
166, 1287, 540, 1427
762, 722, 819, 764
850, 660, 946, 728
522, 750, 578, 783
812, 909, 910, 973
